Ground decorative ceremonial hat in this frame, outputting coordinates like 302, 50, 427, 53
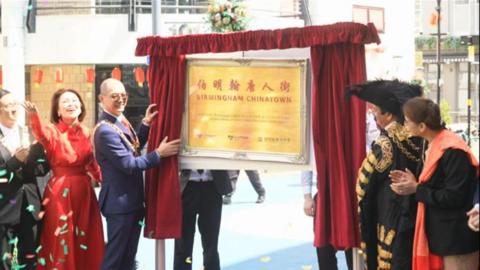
346, 79, 423, 121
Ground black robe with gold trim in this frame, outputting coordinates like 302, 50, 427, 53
357, 121, 423, 270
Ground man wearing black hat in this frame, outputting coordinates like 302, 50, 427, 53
348, 80, 424, 270
0, 89, 49, 270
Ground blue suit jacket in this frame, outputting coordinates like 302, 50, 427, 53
94, 112, 160, 215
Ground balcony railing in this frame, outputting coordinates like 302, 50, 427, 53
34, 0, 302, 16
34, 0, 213, 15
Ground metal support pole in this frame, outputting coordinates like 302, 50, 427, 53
436, 0, 442, 104
155, 238, 166, 270
152, 1, 166, 270
467, 59, 471, 146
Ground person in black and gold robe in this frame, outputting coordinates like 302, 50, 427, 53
347, 80, 424, 270
0, 89, 49, 270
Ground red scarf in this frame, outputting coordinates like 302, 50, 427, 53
413, 129, 479, 270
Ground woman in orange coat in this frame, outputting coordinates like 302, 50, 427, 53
390, 97, 479, 270
24, 89, 104, 270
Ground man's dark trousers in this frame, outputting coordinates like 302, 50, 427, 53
174, 181, 223, 270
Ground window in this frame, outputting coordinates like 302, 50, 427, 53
161, 0, 209, 14
95, 65, 150, 128
457, 62, 479, 114
425, 63, 440, 100
96, 0, 152, 14
352, 5, 385, 33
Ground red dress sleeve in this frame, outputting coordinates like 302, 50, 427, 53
86, 154, 102, 183
28, 112, 55, 152
85, 131, 102, 183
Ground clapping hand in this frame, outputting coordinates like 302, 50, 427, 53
142, 104, 158, 125
389, 168, 418, 195
14, 147, 30, 163
467, 205, 479, 232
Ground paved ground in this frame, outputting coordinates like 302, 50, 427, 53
131, 171, 350, 270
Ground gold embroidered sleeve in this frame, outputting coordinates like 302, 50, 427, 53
372, 136, 393, 173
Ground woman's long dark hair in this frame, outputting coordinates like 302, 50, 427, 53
50, 88, 86, 123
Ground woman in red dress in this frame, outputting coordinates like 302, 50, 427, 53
24, 89, 104, 270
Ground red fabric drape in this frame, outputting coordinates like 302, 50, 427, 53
138, 22, 379, 240
310, 44, 366, 249
144, 56, 185, 238
136, 23, 379, 57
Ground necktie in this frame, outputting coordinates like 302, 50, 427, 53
121, 117, 132, 135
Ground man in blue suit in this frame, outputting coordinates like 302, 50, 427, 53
94, 78, 180, 270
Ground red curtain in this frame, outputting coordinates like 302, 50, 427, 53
144, 56, 185, 238
136, 23, 379, 57
138, 22, 379, 241
310, 44, 367, 249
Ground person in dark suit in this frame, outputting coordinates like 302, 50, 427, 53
94, 79, 180, 270
174, 169, 233, 270
0, 89, 49, 270
390, 97, 479, 270
223, 170, 265, 204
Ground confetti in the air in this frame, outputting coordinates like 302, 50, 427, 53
37, 257, 46, 266
260, 256, 271, 263
2, 252, 10, 261
42, 198, 50, 206
26, 204, 35, 212
25, 254, 35, 259
8, 237, 18, 245
62, 188, 70, 197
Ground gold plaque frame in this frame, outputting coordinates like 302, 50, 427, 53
181, 58, 309, 164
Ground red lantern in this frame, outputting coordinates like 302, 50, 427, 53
134, 67, 145, 87
429, 11, 441, 27
55, 68, 64, 85
0, 68, 3, 88
111, 67, 122, 81
33, 69, 43, 87
85, 67, 95, 87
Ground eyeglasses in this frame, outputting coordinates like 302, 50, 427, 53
0, 102, 20, 109
109, 93, 128, 100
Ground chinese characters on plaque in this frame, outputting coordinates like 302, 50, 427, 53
182, 59, 308, 164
